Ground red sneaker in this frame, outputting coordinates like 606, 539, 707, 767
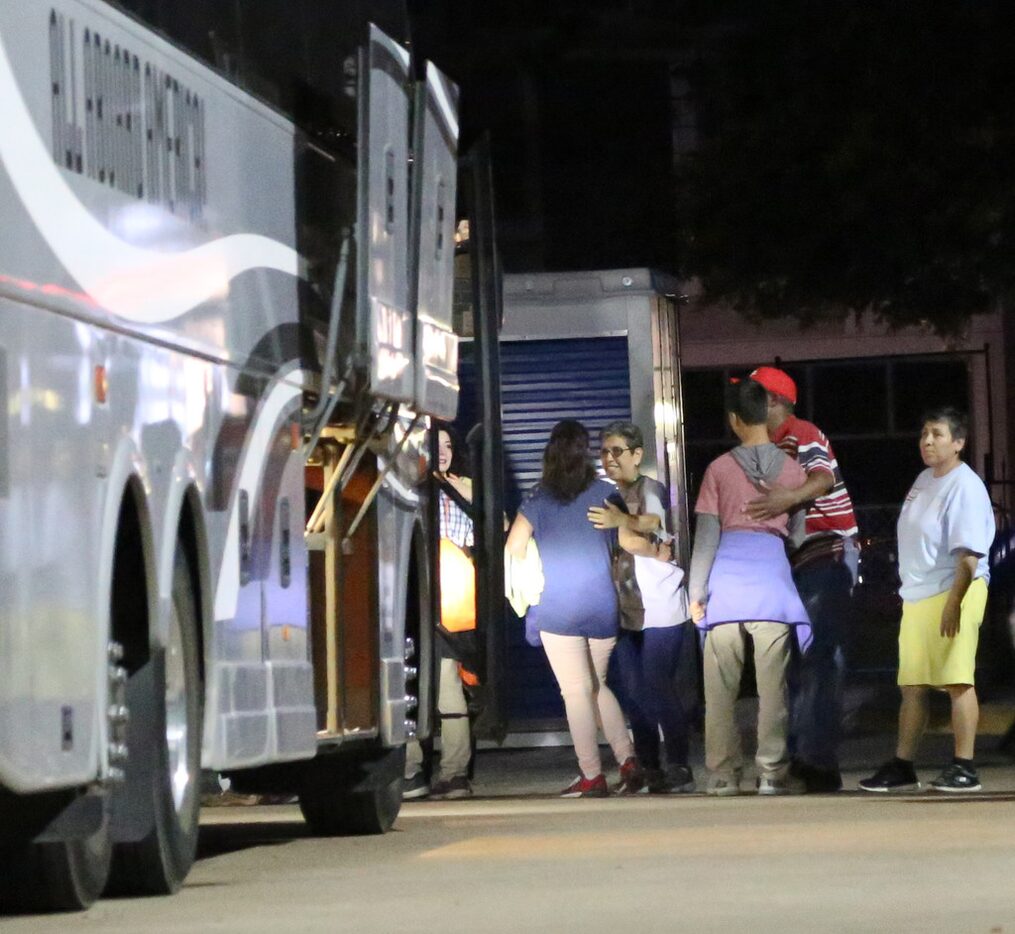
560, 773, 609, 798
614, 757, 645, 795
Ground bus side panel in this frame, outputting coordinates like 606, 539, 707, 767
373, 417, 429, 747
0, 298, 233, 793
203, 367, 314, 770
262, 422, 316, 762
0, 0, 301, 374
0, 299, 106, 791
1, 1, 320, 778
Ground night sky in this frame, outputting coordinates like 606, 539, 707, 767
410, 0, 1015, 332
117, 0, 1015, 327
409, 1, 682, 274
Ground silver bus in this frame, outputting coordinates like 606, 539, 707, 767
0, 0, 486, 911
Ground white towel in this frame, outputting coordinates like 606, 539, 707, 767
504, 538, 544, 617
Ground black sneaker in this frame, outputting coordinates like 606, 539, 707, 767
429, 775, 473, 800
790, 760, 843, 793
930, 763, 981, 793
858, 759, 921, 793
641, 768, 666, 793
647, 765, 696, 794
402, 772, 430, 800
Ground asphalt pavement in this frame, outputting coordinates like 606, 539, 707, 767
5, 693, 1015, 932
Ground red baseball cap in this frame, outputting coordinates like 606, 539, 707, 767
745, 366, 797, 404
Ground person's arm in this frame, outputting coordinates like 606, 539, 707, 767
441, 472, 473, 503
745, 470, 833, 520
688, 513, 720, 621
505, 512, 534, 560
618, 525, 671, 561
587, 499, 661, 533
940, 550, 979, 638
786, 505, 806, 552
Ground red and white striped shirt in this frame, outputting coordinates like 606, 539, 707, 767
773, 415, 858, 563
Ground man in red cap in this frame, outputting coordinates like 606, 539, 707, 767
745, 366, 859, 793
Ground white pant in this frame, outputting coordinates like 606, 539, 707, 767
540, 632, 633, 780
406, 656, 471, 782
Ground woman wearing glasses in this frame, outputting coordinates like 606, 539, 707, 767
506, 419, 642, 796
588, 421, 695, 794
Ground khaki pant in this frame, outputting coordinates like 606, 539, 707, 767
405, 656, 471, 782
704, 621, 792, 781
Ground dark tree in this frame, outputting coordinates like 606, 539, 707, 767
677, 0, 1015, 334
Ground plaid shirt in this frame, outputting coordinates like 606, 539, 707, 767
440, 489, 474, 550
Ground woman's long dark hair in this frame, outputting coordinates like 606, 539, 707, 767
540, 419, 596, 503
437, 422, 470, 477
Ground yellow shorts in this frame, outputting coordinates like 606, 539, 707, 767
897, 577, 988, 687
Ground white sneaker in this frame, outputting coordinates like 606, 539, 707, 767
706, 774, 741, 797
757, 774, 805, 796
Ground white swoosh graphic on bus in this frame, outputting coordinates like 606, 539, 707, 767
0, 33, 299, 324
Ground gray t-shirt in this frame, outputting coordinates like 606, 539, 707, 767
896, 462, 994, 602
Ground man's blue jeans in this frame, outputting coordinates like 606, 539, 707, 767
790, 539, 859, 770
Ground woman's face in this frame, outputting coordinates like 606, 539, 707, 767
601, 433, 642, 484
920, 420, 964, 474
437, 431, 454, 474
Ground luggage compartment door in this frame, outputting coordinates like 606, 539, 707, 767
410, 62, 460, 420
358, 25, 414, 403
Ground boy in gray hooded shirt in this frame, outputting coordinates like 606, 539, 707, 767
689, 379, 810, 796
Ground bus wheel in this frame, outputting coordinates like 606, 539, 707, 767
109, 547, 203, 894
0, 802, 112, 913
299, 745, 405, 836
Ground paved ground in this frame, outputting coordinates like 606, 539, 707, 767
6, 725, 1015, 933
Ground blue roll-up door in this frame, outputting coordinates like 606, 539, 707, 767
458, 336, 632, 725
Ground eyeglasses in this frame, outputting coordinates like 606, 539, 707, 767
600, 446, 632, 459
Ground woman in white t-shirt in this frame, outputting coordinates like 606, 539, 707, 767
860, 407, 995, 794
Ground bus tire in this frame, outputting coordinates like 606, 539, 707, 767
108, 547, 203, 895
299, 745, 405, 836
0, 810, 111, 913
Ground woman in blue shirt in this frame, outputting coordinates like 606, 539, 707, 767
506, 420, 636, 797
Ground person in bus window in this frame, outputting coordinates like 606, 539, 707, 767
587, 420, 695, 794
404, 426, 475, 801
860, 407, 994, 793
506, 419, 638, 797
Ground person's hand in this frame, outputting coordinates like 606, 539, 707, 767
744, 481, 797, 521
587, 500, 625, 529
655, 540, 673, 563
940, 599, 961, 638
438, 471, 473, 503
690, 600, 706, 624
